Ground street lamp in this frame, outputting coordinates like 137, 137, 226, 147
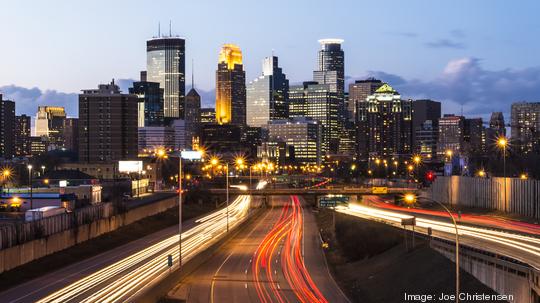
477, 170, 486, 178
497, 137, 508, 212
520, 173, 528, 180
41, 165, 46, 177
27, 165, 33, 210
1, 168, 11, 195
405, 194, 460, 303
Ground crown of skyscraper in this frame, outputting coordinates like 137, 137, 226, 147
218, 44, 243, 70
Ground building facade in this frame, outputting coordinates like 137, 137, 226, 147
349, 78, 383, 123
184, 88, 201, 149
511, 102, 540, 154
146, 37, 185, 118
200, 108, 216, 124
215, 44, 246, 125
0, 95, 15, 159
357, 84, 413, 161
412, 99, 441, 157
129, 80, 164, 127
267, 118, 322, 164
437, 114, 465, 157
78, 80, 138, 163
35, 106, 66, 150
63, 118, 79, 154
246, 56, 289, 127
15, 114, 31, 157
138, 126, 175, 152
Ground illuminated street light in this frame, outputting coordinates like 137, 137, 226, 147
27, 165, 33, 209
210, 157, 219, 166
477, 170, 486, 178
404, 193, 416, 204
413, 155, 421, 165
497, 136, 508, 212
520, 173, 528, 180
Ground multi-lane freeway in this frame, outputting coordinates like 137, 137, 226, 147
0, 195, 253, 303
338, 196, 540, 270
176, 195, 350, 303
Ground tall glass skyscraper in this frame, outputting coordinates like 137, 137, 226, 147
313, 39, 344, 99
246, 56, 289, 128
129, 80, 164, 127
215, 44, 246, 125
146, 36, 185, 118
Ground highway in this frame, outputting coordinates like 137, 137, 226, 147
0, 195, 253, 303
177, 195, 349, 303
336, 198, 540, 270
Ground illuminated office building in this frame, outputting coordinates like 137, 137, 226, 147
15, 114, 31, 157
215, 44, 246, 125
357, 84, 413, 161
437, 114, 465, 157
511, 102, 540, 154
267, 117, 322, 164
246, 56, 289, 127
184, 88, 201, 148
288, 82, 340, 153
313, 39, 345, 122
0, 95, 15, 159
349, 78, 383, 123
200, 108, 216, 124
146, 36, 185, 118
35, 106, 67, 149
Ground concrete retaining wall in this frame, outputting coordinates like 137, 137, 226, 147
0, 196, 178, 274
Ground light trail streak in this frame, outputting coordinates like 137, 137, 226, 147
337, 203, 540, 269
252, 196, 328, 303
35, 194, 253, 303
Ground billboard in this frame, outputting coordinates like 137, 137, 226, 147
181, 150, 202, 160
118, 161, 143, 173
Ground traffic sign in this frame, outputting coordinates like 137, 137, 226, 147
372, 186, 388, 194
319, 195, 349, 208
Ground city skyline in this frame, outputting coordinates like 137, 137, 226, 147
1, 0, 540, 120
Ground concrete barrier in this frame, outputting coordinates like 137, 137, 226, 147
0, 196, 178, 274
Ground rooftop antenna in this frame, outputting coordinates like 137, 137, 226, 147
169, 20, 172, 36
158, 22, 161, 37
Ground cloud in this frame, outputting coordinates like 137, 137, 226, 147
362, 57, 540, 118
385, 31, 418, 38
0, 85, 78, 116
425, 39, 466, 49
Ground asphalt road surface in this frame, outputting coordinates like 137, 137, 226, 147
178, 195, 350, 303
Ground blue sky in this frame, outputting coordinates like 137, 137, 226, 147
1, 0, 540, 119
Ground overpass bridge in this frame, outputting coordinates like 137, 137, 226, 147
208, 186, 419, 196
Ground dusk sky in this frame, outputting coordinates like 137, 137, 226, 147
1, 0, 540, 119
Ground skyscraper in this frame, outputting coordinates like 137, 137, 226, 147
63, 118, 79, 154
184, 87, 201, 148
79, 80, 138, 163
0, 95, 15, 159
464, 118, 485, 155
313, 39, 345, 125
349, 78, 383, 123
288, 82, 340, 154
486, 112, 506, 146
215, 44, 246, 125
268, 117, 322, 164
357, 84, 413, 161
129, 73, 164, 127
146, 36, 185, 119
511, 102, 540, 154
437, 114, 465, 157
35, 106, 67, 149
412, 99, 441, 156
246, 56, 289, 127
15, 114, 31, 157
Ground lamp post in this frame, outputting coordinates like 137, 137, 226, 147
407, 195, 460, 303
446, 150, 454, 205
41, 165, 46, 177
226, 163, 229, 232
27, 165, 33, 209
497, 137, 508, 212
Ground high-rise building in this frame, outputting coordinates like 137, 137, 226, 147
129, 72, 164, 127
0, 95, 15, 159
79, 80, 138, 163
357, 84, 413, 161
267, 117, 322, 164
246, 56, 289, 127
416, 120, 438, 160
185, 88, 201, 149
63, 118, 79, 154
437, 114, 465, 157
215, 44, 246, 125
412, 99, 441, 155
146, 36, 185, 118
15, 114, 31, 157
486, 112, 506, 146
201, 123, 244, 155
349, 78, 383, 123
288, 82, 340, 153
200, 108, 216, 124
171, 119, 186, 151
138, 126, 175, 152
35, 106, 66, 149
313, 39, 345, 126
464, 118, 485, 155
511, 102, 540, 154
